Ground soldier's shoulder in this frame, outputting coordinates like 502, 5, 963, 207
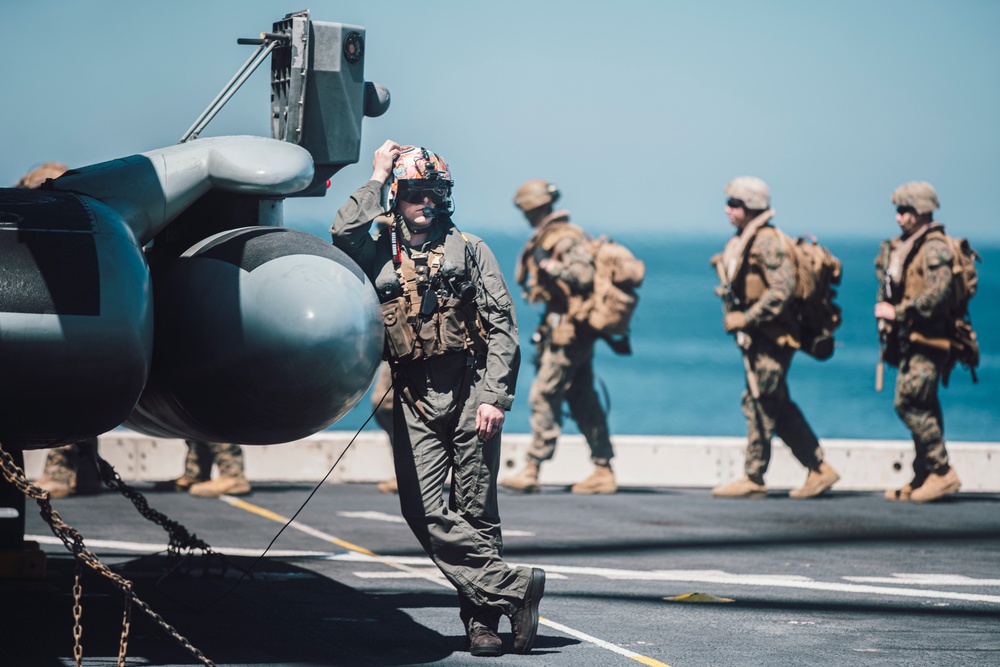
923, 234, 953, 267
751, 227, 789, 259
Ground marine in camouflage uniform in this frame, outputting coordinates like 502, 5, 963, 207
711, 177, 840, 499
875, 181, 961, 503
330, 141, 543, 657
34, 438, 102, 499
501, 180, 616, 495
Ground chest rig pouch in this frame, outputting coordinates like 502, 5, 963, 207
380, 230, 489, 363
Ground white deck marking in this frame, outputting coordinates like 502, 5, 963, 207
843, 573, 1000, 586
26, 534, 328, 558
225, 497, 671, 666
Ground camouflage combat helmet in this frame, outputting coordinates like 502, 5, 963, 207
514, 179, 560, 213
16, 162, 68, 189
385, 146, 452, 212
724, 176, 770, 210
891, 181, 939, 215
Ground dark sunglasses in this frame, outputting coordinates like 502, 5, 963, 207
726, 198, 745, 209
896, 205, 917, 215
398, 184, 451, 204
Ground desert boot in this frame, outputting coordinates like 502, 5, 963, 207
570, 464, 617, 494
884, 483, 914, 502
712, 476, 768, 499
910, 468, 961, 503
189, 476, 252, 498
500, 460, 540, 493
789, 462, 840, 499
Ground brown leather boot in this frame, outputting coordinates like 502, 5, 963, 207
789, 462, 840, 499
467, 626, 503, 657
712, 476, 768, 498
189, 476, 252, 498
377, 476, 398, 494
570, 464, 617, 494
910, 468, 961, 503
500, 460, 540, 493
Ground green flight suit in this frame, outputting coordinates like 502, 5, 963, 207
331, 181, 530, 631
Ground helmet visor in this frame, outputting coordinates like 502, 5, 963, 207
397, 182, 452, 205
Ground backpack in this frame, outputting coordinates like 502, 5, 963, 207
575, 236, 646, 341
776, 230, 843, 361
930, 231, 981, 383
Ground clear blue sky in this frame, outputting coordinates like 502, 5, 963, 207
3, 0, 998, 241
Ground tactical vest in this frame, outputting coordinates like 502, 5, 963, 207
516, 219, 587, 312
732, 225, 800, 345
877, 225, 952, 338
376, 222, 489, 363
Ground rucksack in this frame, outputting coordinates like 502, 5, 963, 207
575, 236, 646, 340
929, 231, 981, 383
775, 229, 843, 360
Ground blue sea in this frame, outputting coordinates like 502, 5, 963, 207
333, 234, 999, 442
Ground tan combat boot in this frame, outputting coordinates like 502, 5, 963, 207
377, 476, 398, 494
884, 483, 914, 502
789, 462, 840, 499
570, 464, 617, 494
712, 476, 768, 498
189, 476, 252, 498
909, 468, 961, 503
500, 460, 541, 493
152, 475, 204, 492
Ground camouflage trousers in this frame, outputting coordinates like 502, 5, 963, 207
894, 347, 950, 480
741, 337, 823, 480
527, 338, 614, 465
183, 441, 246, 480
42, 438, 100, 485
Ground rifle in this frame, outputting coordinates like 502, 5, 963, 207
875, 320, 888, 392
714, 259, 760, 399
875, 263, 894, 392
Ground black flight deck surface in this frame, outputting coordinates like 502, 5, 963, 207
5, 482, 999, 666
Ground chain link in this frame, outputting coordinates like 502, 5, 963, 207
0, 444, 216, 666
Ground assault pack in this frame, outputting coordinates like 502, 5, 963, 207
929, 230, 981, 384
778, 230, 843, 361
576, 235, 646, 339
518, 223, 645, 352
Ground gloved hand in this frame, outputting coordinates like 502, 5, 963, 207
724, 311, 747, 333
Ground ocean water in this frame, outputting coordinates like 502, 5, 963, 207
334, 233, 999, 442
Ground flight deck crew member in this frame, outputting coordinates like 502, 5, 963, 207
331, 141, 544, 657
875, 181, 962, 503
710, 177, 840, 499
501, 180, 617, 495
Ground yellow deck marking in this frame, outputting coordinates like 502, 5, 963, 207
221, 495, 671, 666
221, 497, 376, 556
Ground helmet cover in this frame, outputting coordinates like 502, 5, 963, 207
514, 179, 560, 212
724, 176, 770, 210
891, 181, 939, 215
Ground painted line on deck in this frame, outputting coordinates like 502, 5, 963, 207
222, 495, 671, 667
26, 534, 328, 558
